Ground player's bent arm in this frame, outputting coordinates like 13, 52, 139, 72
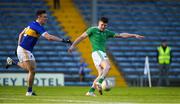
68, 32, 88, 53
114, 33, 144, 39
18, 28, 26, 45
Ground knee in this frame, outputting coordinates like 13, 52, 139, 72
105, 65, 110, 70
102, 62, 110, 70
29, 70, 36, 75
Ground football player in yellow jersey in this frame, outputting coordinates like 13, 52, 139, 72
6, 10, 71, 96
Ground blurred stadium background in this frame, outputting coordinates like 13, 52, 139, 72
0, 0, 180, 103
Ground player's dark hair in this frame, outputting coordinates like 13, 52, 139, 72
36, 10, 46, 17
162, 39, 167, 43
100, 17, 108, 23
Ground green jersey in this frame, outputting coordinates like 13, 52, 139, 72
86, 27, 116, 52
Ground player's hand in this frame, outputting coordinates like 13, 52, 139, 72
62, 39, 72, 45
68, 46, 74, 53
66, 39, 72, 45
135, 34, 144, 39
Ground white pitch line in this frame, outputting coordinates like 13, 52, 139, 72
0, 97, 136, 104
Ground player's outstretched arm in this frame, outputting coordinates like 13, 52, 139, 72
68, 32, 88, 53
114, 33, 144, 39
43, 32, 72, 44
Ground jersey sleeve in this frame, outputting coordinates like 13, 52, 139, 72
107, 30, 116, 38
36, 26, 47, 36
86, 27, 94, 36
29, 22, 47, 36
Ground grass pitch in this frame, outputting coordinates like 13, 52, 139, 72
0, 86, 180, 104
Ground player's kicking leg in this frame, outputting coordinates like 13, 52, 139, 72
86, 51, 111, 96
86, 65, 103, 96
95, 59, 111, 94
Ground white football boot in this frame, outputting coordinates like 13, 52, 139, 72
6, 57, 13, 69
26, 92, 37, 96
85, 92, 96, 97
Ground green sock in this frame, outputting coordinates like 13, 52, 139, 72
98, 78, 104, 84
89, 87, 95, 92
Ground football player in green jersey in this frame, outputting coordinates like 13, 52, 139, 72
68, 17, 144, 96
